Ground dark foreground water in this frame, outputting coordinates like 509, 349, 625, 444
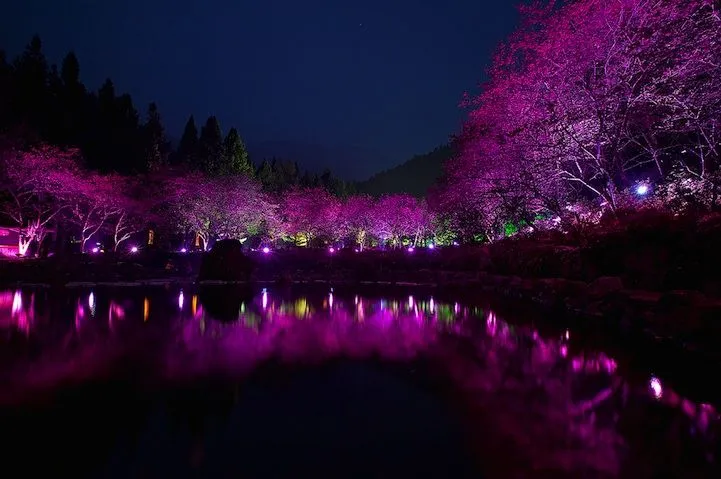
0, 286, 719, 478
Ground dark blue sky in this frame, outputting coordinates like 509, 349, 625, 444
1, 0, 518, 179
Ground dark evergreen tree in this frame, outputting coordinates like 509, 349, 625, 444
222, 127, 253, 176
0, 50, 12, 130
143, 102, 170, 171
175, 115, 198, 166
257, 159, 276, 191
10, 35, 49, 139
58, 52, 87, 147
60, 51, 80, 87
197, 115, 223, 174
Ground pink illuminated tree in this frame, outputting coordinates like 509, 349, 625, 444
280, 187, 341, 246
449, 0, 721, 227
166, 173, 275, 250
370, 194, 432, 247
62, 172, 127, 252
339, 195, 375, 250
0, 144, 81, 255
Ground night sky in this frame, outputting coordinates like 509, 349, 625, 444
1, 0, 518, 179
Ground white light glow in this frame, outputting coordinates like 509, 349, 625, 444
650, 376, 663, 399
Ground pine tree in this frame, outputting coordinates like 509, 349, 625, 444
143, 102, 169, 171
0, 50, 10, 129
176, 115, 198, 166
198, 115, 223, 174
222, 127, 253, 176
11, 35, 49, 138
60, 52, 80, 88
58, 52, 86, 146
257, 159, 275, 191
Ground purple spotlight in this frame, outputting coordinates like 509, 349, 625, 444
91, 247, 99, 254
130, 246, 138, 253
636, 184, 649, 196
180, 247, 187, 253
329, 247, 335, 254
262, 247, 270, 254
407, 247, 415, 253
427, 243, 435, 250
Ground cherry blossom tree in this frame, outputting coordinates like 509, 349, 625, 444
280, 187, 340, 246
0, 144, 81, 255
63, 172, 127, 252
448, 0, 721, 230
166, 173, 274, 250
108, 176, 148, 251
339, 195, 375, 250
370, 194, 432, 247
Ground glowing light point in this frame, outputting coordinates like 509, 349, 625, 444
180, 248, 187, 253
88, 292, 95, 309
262, 247, 270, 254
130, 246, 138, 253
427, 243, 435, 249
329, 247, 335, 254
407, 247, 415, 253
91, 247, 99, 253
650, 376, 663, 399
636, 184, 649, 196
178, 290, 184, 310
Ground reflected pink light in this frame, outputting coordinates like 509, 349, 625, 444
262, 289, 268, 309
407, 247, 414, 253
11, 291, 22, 315
560, 345, 568, 358
650, 376, 663, 399
178, 290, 185, 310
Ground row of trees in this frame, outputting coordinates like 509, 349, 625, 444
0, 36, 356, 193
0, 144, 433, 254
434, 0, 721, 238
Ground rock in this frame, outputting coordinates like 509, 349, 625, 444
198, 239, 254, 282
587, 276, 624, 298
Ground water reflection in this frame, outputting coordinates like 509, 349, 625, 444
0, 287, 719, 476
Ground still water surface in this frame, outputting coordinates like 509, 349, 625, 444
0, 286, 719, 478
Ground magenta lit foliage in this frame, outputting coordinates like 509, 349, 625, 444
437, 0, 721, 238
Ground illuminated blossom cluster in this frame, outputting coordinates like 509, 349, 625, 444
438, 0, 721, 238
0, 145, 145, 255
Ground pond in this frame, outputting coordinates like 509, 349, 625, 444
0, 285, 719, 478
